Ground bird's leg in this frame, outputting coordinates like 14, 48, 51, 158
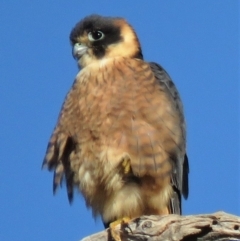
122, 156, 131, 174
109, 217, 131, 241
109, 156, 132, 240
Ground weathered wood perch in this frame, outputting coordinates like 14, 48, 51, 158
80, 212, 240, 241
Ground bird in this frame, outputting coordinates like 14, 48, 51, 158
42, 14, 189, 234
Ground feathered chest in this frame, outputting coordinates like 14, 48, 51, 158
71, 58, 167, 134
59, 58, 183, 162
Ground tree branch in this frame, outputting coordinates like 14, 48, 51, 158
80, 212, 240, 241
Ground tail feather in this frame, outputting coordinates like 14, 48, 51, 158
169, 186, 181, 214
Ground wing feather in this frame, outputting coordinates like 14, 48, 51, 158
42, 81, 79, 203
149, 62, 189, 214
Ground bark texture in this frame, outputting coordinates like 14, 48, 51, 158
80, 212, 240, 241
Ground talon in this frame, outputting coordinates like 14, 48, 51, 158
110, 217, 131, 228
122, 157, 131, 174
110, 217, 131, 241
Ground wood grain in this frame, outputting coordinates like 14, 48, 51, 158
80, 212, 240, 241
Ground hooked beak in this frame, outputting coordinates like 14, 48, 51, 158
72, 43, 88, 60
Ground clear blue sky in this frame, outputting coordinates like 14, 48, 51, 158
0, 1, 239, 240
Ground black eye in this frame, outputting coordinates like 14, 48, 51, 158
88, 31, 105, 41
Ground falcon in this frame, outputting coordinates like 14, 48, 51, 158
43, 14, 189, 231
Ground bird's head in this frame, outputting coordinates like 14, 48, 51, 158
70, 15, 143, 68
